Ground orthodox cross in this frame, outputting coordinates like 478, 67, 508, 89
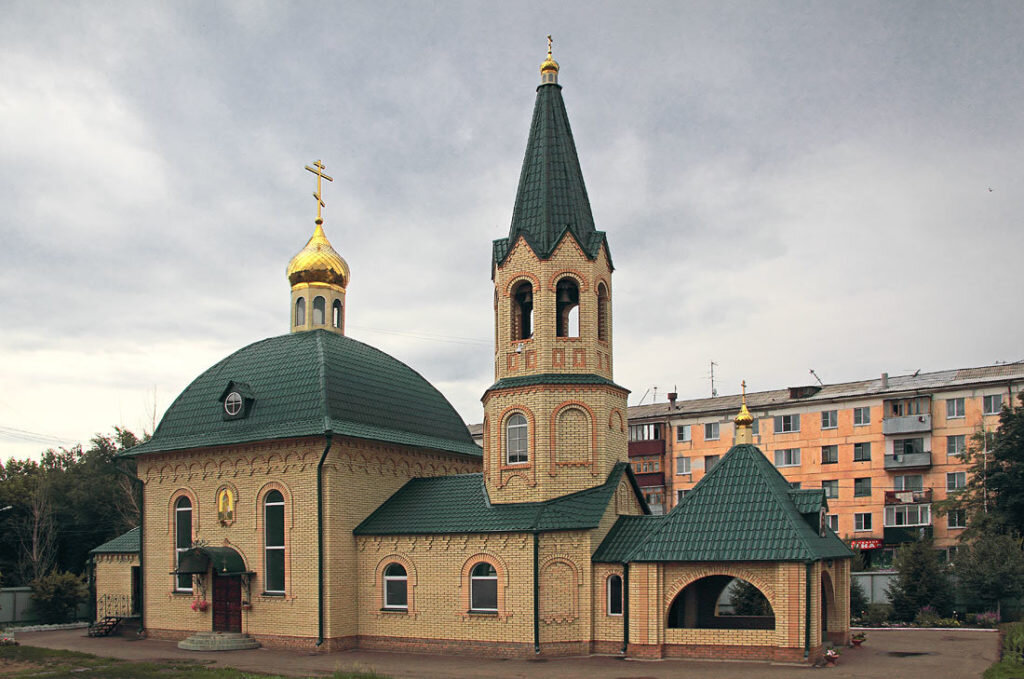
547, 34, 553, 59
304, 160, 334, 222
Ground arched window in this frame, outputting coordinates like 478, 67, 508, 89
332, 299, 342, 329
667, 576, 774, 630
174, 497, 192, 591
556, 278, 579, 338
470, 562, 498, 612
556, 406, 590, 463
264, 490, 285, 594
607, 574, 623, 616
597, 282, 609, 342
511, 282, 533, 340
312, 296, 326, 325
294, 297, 306, 327
383, 563, 408, 610
506, 413, 529, 464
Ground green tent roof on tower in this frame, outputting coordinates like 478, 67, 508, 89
493, 51, 611, 270
594, 444, 854, 563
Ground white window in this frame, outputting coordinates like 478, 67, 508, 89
853, 442, 871, 461
704, 422, 719, 441
821, 410, 838, 430
894, 475, 923, 492
827, 514, 839, 533
704, 455, 720, 471
822, 480, 839, 498
607, 574, 623, 616
854, 477, 871, 497
946, 398, 965, 419
264, 490, 286, 594
676, 425, 691, 443
947, 435, 967, 456
629, 423, 661, 441
984, 394, 1003, 415
854, 512, 872, 531
853, 406, 871, 426
774, 448, 800, 467
947, 471, 966, 491
774, 414, 801, 433
675, 456, 691, 474
383, 563, 408, 609
822, 445, 838, 464
174, 497, 193, 592
469, 562, 498, 612
506, 413, 529, 464
948, 509, 967, 529
885, 504, 931, 527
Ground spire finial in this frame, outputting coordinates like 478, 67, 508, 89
734, 380, 754, 444
305, 159, 334, 223
540, 35, 559, 83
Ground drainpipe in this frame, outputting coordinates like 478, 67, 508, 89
316, 432, 333, 648
621, 563, 630, 655
533, 531, 540, 654
804, 562, 812, 659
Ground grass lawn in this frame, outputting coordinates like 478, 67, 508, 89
0, 645, 386, 679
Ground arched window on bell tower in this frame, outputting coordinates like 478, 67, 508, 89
332, 299, 342, 329
312, 296, 326, 325
511, 282, 534, 340
556, 277, 579, 338
597, 282, 609, 342
294, 298, 306, 327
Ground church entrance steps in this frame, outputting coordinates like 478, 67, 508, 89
177, 632, 259, 651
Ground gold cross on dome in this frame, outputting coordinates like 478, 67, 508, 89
304, 159, 334, 222
547, 35, 553, 59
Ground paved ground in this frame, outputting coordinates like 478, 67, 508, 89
13, 627, 998, 679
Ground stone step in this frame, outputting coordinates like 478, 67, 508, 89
177, 632, 260, 651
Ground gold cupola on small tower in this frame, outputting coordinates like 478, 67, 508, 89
734, 381, 755, 445
287, 160, 349, 335
540, 35, 559, 84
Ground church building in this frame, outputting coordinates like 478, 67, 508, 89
104, 43, 852, 663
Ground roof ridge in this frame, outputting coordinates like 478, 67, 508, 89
744, 448, 821, 560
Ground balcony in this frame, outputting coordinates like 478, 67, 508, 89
634, 472, 665, 488
884, 525, 933, 545
883, 451, 932, 470
882, 413, 932, 435
884, 489, 933, 505
629, 439, 665, 457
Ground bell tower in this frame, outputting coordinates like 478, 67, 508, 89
287, 160, 350, 335
482, 40, 629, 504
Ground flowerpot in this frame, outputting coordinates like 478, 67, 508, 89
851, 638, 863, 647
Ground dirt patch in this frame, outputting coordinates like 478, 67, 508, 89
0, 659, 44, 675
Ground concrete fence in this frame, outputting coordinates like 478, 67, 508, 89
0, 587, 89, 625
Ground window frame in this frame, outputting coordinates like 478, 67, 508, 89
947, 434, 967, 456
774, 447, 801, 468
853, 406, 871, 426
263, 489, 286, 595
469, 562, 499, 613
773, 414, 801, 434
984, 394, 1003, 416
382, 562, 409, 610
947, 471, 967, 491
704, 422, 719, 441
312, 295, 326, 325
675, 456, 691, 475
505, 413, 529, 465
676, 424, 691, 443
704, 455, 720, 472
853, 441, 871, 462
894, 474, 924, 492
606, 574, 623, 616
884, 504, 931, 528
821, 410, 838, 430
821, 445, 838, 465
854, 512, 873, 531
946, 398, 965, 419
948, 509, 967, 529
174, 496, 193, 593
853, 477, 872, 497
827, 514, 839, 533
821, 479, 839, 499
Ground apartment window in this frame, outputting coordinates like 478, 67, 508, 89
676, 489, 689, 503
854, 477, 872, 497
821, 410, 838, 430
984, 394, 1003, 415
789, 481, 802, 489
704, 422, 719, 441
822, 480, 839, 499
675, 456, 691, 475
885, 504, 931, 527
632, 458, 660, 474
894, 475, 923, 492
774, 414, 801, 434
853, 406, 871, 426
821, 445, 838, 465
676, 424, 691, 443
948, 509, 967, 529
947, 435, 967, 456
854, 512, 872, 531
629, 423, 661, 442
827, 514, 839, 533
751, 418, 760, 436
946, 398, 965, 419
947, 471, 967, 491
774, 448, 801, 467
853, 442, 871, 461
894, 438, 925, 456
704, 455, 720, 472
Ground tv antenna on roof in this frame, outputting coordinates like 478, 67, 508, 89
710, 361, 718, 398
809, 369, 824, 386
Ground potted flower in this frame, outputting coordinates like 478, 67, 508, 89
851, 632, 866, 647
241, 602, 252, 611
824, 648, 840, 666
190, 599, 209, 612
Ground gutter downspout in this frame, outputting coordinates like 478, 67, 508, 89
533, 531, 540, 654
621, 563, 629, 655
316, 433, 333, 648
804, 561, 812, 659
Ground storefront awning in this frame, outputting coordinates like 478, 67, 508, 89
174, 546, 252, 576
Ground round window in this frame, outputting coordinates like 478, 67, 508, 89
224, 392, 243, 416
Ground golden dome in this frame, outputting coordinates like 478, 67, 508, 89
540, 35, 559, 75
734, 402, 754, 427
734, 380, 754, 444
287, 220, 350, 288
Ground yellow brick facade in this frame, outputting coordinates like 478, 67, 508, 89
93, 553, 139, 620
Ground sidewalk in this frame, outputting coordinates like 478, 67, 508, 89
14, 627, 998, 679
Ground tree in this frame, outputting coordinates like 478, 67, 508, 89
30, 571, 88, 623
17, 471, 57, 583
886, 539, 953, 621
729, 579, 772, 616
938, 393, 1024, 536
954, 532, 1024, 617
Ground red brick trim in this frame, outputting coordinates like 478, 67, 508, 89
548, 401, 597, 476
547, 269, 589, 293
497, 406, 536, 489
459, 553, 511, 620
503, 272, 540, 297
374, 553, 418, 615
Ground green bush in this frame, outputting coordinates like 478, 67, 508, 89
850, 578, 868, 619
30, 571, 87, 623
984, 660, 1024, 679
1003, 623, 1024, 664
863, 603, 894, 626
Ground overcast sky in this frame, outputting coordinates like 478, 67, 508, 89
2, 1, 1022, 462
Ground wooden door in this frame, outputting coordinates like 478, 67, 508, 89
212, 575, 241, 632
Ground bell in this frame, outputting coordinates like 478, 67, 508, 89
557, 288, 572, 304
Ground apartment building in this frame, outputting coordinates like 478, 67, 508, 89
627, 363, 1024, 563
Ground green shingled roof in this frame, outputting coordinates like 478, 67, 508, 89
355, 462, 646, 535
124, 330, 480, 458
594, 445, 853, 563
493, 81, 611, 269
485, 373, 628, 394
90, 527, 140, 554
